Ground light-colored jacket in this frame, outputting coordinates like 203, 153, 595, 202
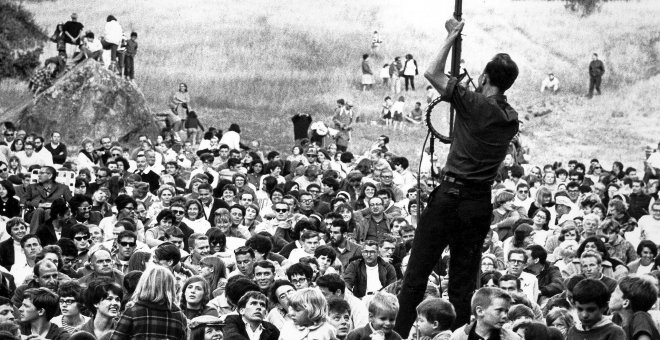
104, 20, 123, 45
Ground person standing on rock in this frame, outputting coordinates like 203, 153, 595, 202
361, 54, 374, 92
169, 83, 191, 141
62, 13, 84, 60
101, 15, 123, 72
587, 53, 605, 99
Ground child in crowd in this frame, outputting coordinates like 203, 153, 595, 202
566, 279, 625, 340
280, 288, 337, 340
411, 298, 455, 340
327, 298, 352, 340
124, 31, 138, 80
391, 96, 405, 130
347, 291, 402, 340
380, 64, 390, 86
185, 110, 205, 146
608, 274, 660, 340
382, 96, 393, 128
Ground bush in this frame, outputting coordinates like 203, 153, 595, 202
0, 0, 47, 80
564, 0, 602, 16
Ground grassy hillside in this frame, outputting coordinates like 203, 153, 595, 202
1, 0, 659, 170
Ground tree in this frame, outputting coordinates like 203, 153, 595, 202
0, 0, 48, 80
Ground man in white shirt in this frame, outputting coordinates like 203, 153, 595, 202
10, 235, 42, 286
513, 182, 534, 213
540, 72, 560, 93
287, 230, 319, 264
502, 249, 540, 304
640, 201, 660, 245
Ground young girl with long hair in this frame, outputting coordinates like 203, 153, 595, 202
180, 275, 218, 319
279, 288, 336, 340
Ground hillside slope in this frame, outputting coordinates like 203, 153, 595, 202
1, 0, 658, 169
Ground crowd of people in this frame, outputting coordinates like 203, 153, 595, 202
0, 110, 657, 340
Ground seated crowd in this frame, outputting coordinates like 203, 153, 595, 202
0, 120, 658, 340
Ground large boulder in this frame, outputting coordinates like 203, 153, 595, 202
5, 59, 159, 145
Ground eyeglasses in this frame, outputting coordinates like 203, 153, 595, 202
74, 235, 90, 241
369, 203, 383, 206
59, 298, 77, 305
275, 208, 288, 213
79, 206, 91, 212
518, 190, 528, 194
171, 209, 185, 215
290, 278, 308, 285
301, 199, 313, 204
0, 168, 7, 173
119, 241, 136, 247
509, 260, 525, 265
123, 206, 135, 211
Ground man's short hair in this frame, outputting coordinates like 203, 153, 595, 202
254, 260, 275, 273
619, 275, 659, 312
237, 290, 268, 311
499, 274, 521, 290
580, 251, 602, 265
24, 287, 60, 320
188, 233, 208, 249
526, 245, 547, 264
286, 263, 313, 282
471, 287, 512, 316
300, 230, 319, 242
416, 298, 456, 331
507, 304, 534, 321
393, 157, 409, 170
20, 234, 40, 249
484, 53, 518, 92
507, 248, 528, 262
234, 246, 255, 259
330, 219, 348, 234
316, 273, 345, 294
572, 279, 610, 308
368, 291, 399, 316
328, 297, 351, 315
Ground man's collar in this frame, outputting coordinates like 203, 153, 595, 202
241, 316, 265, 332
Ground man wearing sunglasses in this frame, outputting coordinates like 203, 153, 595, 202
113, 230, 138, 274
513, 182, 533, 212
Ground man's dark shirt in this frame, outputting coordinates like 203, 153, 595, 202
44, 143, 67, 165
629, 192, 652, 220
589, 59, 605, 77
291, 114, 312, 140
441, 77, 519, 183
62, 21, 84, 44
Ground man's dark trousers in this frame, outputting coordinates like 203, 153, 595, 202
588, 76, 602, 97
394, 180, 492, 335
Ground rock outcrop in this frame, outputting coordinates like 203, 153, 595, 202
5, 59, 159, 145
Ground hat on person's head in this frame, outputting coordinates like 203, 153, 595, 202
555, 196, 573, 208
306, 147, 318, 156
345, 101, 353, 108
336, 191, 351, 201
306, 183, 321, 191
71, 12, 78, 19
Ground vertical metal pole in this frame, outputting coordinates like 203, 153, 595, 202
449, 0, 463, 138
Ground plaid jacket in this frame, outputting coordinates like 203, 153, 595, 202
109, 300, 187, 340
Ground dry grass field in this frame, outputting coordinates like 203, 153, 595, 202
1, 0, 659, 170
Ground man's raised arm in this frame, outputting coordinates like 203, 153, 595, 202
424, 19, 464, 96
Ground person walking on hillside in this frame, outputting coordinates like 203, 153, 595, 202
402, 54, 418, 91
361, 54, 374, 91
389, 57, 403, 94
587, 53, 605, 98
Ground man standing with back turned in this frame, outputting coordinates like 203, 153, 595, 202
395, 18, 520, 334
